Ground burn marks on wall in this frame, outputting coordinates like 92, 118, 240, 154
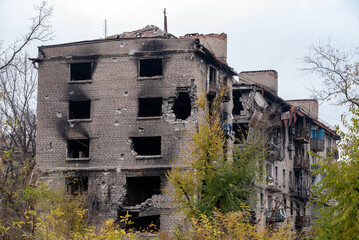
69, 100, 91, 119
70, 62, 92, 81
139, 58, 163, 77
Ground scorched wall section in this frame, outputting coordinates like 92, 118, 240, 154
35, 35, 236, 232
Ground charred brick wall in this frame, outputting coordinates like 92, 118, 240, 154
36, 36, 234, 233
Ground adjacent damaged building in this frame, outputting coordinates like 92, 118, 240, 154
234, 70, 339, 231
34, 25, 339, 233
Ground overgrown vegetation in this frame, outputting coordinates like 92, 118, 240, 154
166, 91, 295, 239
305, 41, 359, 239
167, 91, 265, 219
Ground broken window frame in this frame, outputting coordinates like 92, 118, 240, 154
131, 136, 162, 158
67, 139, 90, 160
172, 92, 192, 120
138, 97, 162, 118
124, 176, 162, 206
70, 62, 92, 82
69, 99, 91, 120
138, 58, 163, 78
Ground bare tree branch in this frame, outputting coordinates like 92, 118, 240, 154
302, 40, 359, 108
0, 1, 53, 70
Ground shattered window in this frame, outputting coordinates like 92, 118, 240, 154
66, 176, 88, 196
125, 176, 161, 205
70, 63, 92, 81
138, 98, 162, 117
67, 139, 90, 158
132, 137, 161, 156
139, 59, 162, 77
69, 100, 91, 119
209, 66, 217, 84
173, 92, 191, 120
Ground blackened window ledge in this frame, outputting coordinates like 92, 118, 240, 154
65, 158, 91, 162
136, 116, 162, 121
136, 155, 162, 160
68, 119, 92, 123
137, 76, 163, 81
67, 80, 93, 84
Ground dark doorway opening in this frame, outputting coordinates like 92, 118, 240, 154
118, 211, 160, 232
233, 123, 248, 143
232, 90, 244, 115
66, 176, 88, 196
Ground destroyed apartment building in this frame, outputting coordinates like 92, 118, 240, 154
34, 25, 339, 232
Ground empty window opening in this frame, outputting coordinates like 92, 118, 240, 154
71, 63, 92, 81
173, 92, 191, 120
132, 137, 161, 156
232, 90, 244, 115
139, 59, 162, 77
233, 123, 248, 143
125, 176, 161, 206
66, 176, 88, 196
68, 139, 90, 158
138, 98, 162, 117
209, 66, 217, 84
118, 212, 160, 232
69, 100, 91, 119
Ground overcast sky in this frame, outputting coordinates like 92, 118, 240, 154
1, 0, 359, 127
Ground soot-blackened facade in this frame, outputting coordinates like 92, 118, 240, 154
35, 25, 339, 234
35, 25, 236, 232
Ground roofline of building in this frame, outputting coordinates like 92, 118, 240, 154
37, 37, 237, 76
240, 70, 277, 74
194, 40, 237, 76
38, 36, 183, 49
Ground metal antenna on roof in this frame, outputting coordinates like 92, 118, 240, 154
104, 19, 108, 38
163, 8, 168, 34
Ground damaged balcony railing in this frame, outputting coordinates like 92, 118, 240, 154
290, 183, 310, 200
295, 215, 311, 227
267, 141, 283, 161
293, 126, 310, 143
294, 155, 310, 171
